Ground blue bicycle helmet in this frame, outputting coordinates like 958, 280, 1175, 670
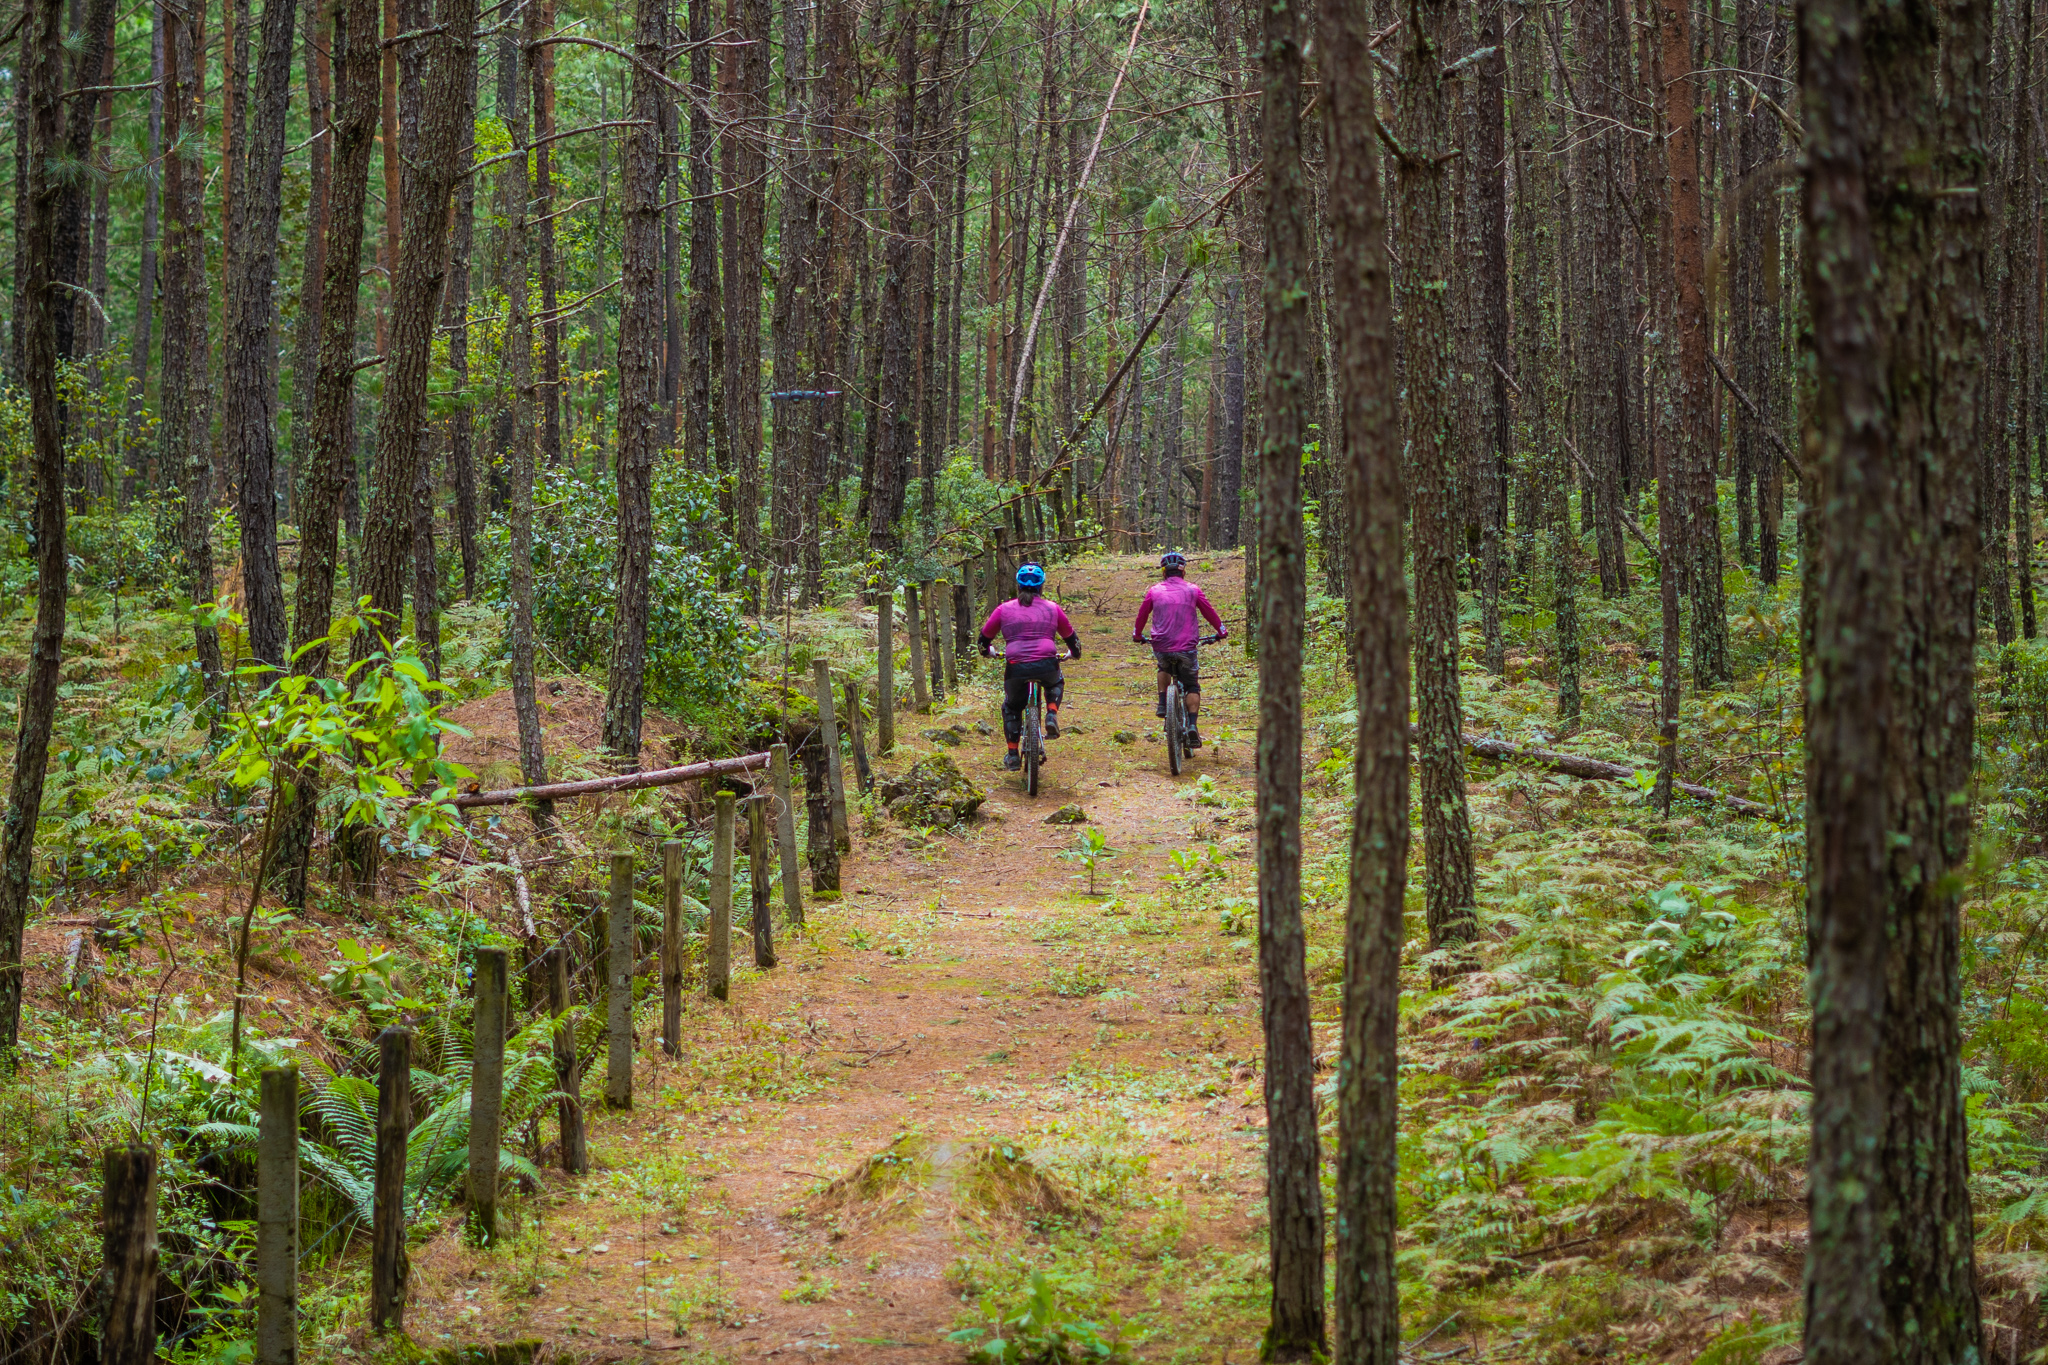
1160, 550, 1187, 571
1015, 562, 1047, 590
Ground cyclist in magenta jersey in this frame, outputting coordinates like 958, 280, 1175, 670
1132, 551, 1225, 748
979, 563, 1081, 770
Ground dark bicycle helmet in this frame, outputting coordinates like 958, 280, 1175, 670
1015, 563, 1047, 589
1160, 550, 1187, 572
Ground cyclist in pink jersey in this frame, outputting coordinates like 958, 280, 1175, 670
979, 563, 1081, 770
1132, 551, 1225, 747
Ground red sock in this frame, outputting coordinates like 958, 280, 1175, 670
1007, 740, 1020, 753
1047, 701, 1060, 713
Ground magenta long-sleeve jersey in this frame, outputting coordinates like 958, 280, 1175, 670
1134, 578, 1222, 653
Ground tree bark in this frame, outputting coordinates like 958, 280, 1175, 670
288, 0, 330, 508
603, 0, 666, 763
162, 0, 223, 712
273, 0, 377, 907
351, 0, 478, 649
127, 4, 166, 462
444, 55, 479, 599
531, 0, 562, 469
1798, 0, 1990, 1350
870, 5, 920, 555
0, 0, 65, 1052
1325, 1, 1404, 1354
1395, 0, 1476, 973
503, 16, 552, 824
1661, 0, 1726, 687
1256, 0, 1324, 1352
52, 0, 114, 369
684, 0, 716, 477
722, 0, 768, 576
225, 0, 300, 673
1475, 0, 1509, 677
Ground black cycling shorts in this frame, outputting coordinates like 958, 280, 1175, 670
1002, 657, 1065, 742
1152, 648, 1200, 695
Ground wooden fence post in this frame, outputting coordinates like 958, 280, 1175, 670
931, 579, 954, 696
468, 947, 507, 1245
956, 559, 976, 660
844, 680, 874, 794
661, 840, 684, 1057
256, 1067, 298, 1365
101, 1144, 157, 1365
748, 796, 777, 967
546, 947, 587, 1174
708, 791, 734, 1000
905, 585, 930, 713
797, 736, 841, 891
814, 660, 850, 850
770, 744, 804, 929
606, 851, 634, 1110
371, 1027, 410, 1332
876, 587, 896, 753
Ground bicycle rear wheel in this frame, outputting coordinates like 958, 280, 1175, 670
1165, 683, 1183, 775
1024, 687, 1043, 796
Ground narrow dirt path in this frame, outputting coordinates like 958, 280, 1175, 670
400, 554, 1275, 1364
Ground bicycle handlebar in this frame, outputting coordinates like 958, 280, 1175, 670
1137, 634, 1225, 646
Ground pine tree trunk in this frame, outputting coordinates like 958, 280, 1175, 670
1799, 0, 1990, 1350
1396, 0, 1476, 972
770, 0, 814, 593
1475, 0, 1508, 676
723, 0, 768, 577
127, 4, 166, 470
0, 0, 69, 1052
444, 57, 479, 599
52, 0, 114, 370
272, 0, 376, 908
685, 0, 716, 478
871, 6, 920, 555
1256, 0, 1324, 1349
288, 0, 329, 509
531, 0, 562, 468
503, 14, 552, 824
1325, 2, 1404, 1353
351, 0, 479, 646
1661, 0, 1727, 687
163, 0, 223, 711
602, 0, 665, 763
224, 0, 299, 673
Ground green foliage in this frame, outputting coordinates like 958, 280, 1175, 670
948, 1268, 1138, 1364
218, 609, 472, 848
496, 461, 753, 718
1058, 827, 1116, 896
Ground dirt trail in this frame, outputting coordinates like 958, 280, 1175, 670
400, 554, 1273, 1364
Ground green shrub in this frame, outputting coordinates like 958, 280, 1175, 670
490, 461, 754, 718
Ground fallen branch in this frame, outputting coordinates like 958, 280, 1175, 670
453, 752, 770, 809
1708, 349, 1804, 480
1414, 725, 1773, 819
507, 848, 537, 939
1558, 435, 1661, 567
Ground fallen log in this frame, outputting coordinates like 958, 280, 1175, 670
452, 752, 771, 809
1409, 725, 1774, 819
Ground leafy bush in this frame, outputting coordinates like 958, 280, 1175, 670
493, 461, 754, 718
948, 1268, 1137, 1364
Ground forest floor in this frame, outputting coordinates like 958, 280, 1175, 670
381, 553, 1287, 1363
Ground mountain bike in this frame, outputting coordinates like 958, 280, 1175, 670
1140, 633, 1224, 776
989, 645, 1047, 796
